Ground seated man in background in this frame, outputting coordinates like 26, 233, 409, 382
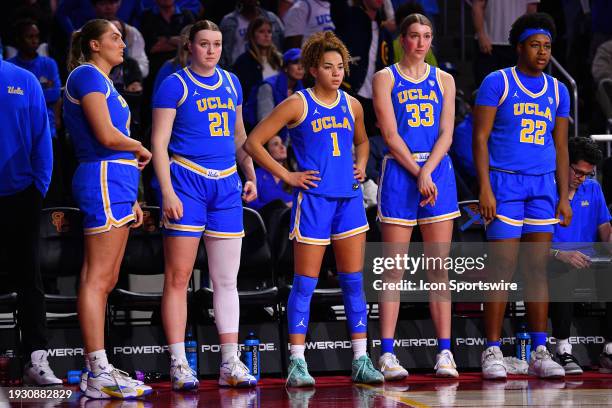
549, 137, 612, 375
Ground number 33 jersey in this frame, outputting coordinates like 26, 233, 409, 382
476, 66, 570, 175
153, 66, 242, 168
288, 88, 358, 197
386, 63, 444, 154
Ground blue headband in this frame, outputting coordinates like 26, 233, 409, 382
518, 28, 552, 43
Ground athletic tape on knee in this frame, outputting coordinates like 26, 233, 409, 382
338, 271, 368, 334
287, 274, 318, 335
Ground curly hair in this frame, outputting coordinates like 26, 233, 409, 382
508, 12, 556, 49
569, 137, 603, 166
300, 31, 350, 81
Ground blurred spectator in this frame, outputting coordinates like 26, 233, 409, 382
92, 0, 149, 77
141, 0, 195, 82
332, 0, 394, 137
243, 48, 304, 137
8, 19, 61, 138
55, 0, 143, 34
248, 135, 294, 210
392, 1, 437, 65
152, 24, 192, 97
593, 39, 612, 85
471, 0, 538, 87
283, 0, 334, 49
0, 0, 53, 53
142, 0, 203, 15
233, 17, 283, 107
219, 0, 284, 68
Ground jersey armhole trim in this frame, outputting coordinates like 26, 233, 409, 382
287, 91, 308, 129
554, 78, 560, 109
498, 70, 509, 106
173, 73, 188, 108
435, 67, 444, 95
223, 69, 239, 101
345, 91, 355, 122
384, 66, 395, 89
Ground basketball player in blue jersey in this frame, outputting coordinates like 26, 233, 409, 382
64, 19, 153, 399
372, 13, 459, 379
473, 13, 572, 380
151, 20, 258, 390
246, 31, 384, 387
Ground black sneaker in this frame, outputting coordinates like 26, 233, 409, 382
556, 352, 583, 375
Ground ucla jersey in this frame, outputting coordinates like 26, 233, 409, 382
159, 67, 240, 169
488, 67, 561, 175
64, 63, 133, 162
289, 89, 357, 197
386, 63, 443, 153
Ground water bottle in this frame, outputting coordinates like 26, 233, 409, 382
516, 324, 531, 361
185, 329, 198, 373
243, 332, 260, 380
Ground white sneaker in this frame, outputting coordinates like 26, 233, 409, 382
85, 365, 152, 399
503, 356, 529, 375
378, 353, 408, 381
219, 355, 257, 388
170, 357, 199, 391
82, 368, 148, 394
434, 350, 459, 378
23, 350, 63, 386
481, 346, 507, 380
528, 345, 565, 379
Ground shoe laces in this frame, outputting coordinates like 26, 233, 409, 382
355, 356, 376, 379
558, 353, 579, 365
227, 357, 250, 378
435, 351, 456, 370
484, 349, 504, 366
286, 359, 308, 387
108, 366, 131, 398
535, 347, 553, 360
381, 354, 401, 370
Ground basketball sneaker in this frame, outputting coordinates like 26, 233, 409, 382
435, 350, 459, 378
85, 365, 152, 399
352, 355, 384, 384
556, 352, 583, 375
378, 353, 408, 381
481, 346, 507, 380
219, 355, 257, 388
286, 356, 315, 387
528, 345, 565, 379
82, 368, 148, 394
170, 357, 199, 391
23, 350, 63, 386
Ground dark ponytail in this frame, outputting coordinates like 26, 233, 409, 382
67, 19, 112, 72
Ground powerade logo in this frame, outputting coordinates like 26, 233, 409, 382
455, 337, 516, 346
46, 348, 84, 357
201, 343, 276, 352
371, 338, 437, 348
285, 341, 353, 350
549, 336, 605, 345
113, 345, 168, 355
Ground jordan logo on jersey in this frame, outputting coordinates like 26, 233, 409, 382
311, 116, 352, 132
193, 90, 200, 97
313, 107, 320, 115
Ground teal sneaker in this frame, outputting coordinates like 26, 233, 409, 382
352, 355, 384, 384
286, 356, 315, 387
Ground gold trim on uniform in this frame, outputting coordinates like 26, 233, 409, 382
498, 70, 509, 106
395, 63, 431, 84
287, 91, 308, 129
523, 217, 559, 225
173, 73, 189, 107
496, 214, 524, 226
417, 210, 461, 225
306, 88, 341, 108
289, 192, 331, 245
183, 66, 223, 90
204, 230, 246, 238
171, 155, 237, 179
511, 66, 548, 98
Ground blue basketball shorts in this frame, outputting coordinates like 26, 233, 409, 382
377, 153, 460, 226
72, 159, 139, 235
289, 190, 369, 245
153, 155, 244, 238
486, 170, 558, 240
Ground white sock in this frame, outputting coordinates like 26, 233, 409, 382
88, 350, 109, 375
604, 342, 612, 355
556, 338, 571, 355
221, 343, 239, 363
290, 344, 305, 360
169, 342, 187, 363
352, 338, 367, 359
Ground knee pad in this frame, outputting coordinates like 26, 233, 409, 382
287, 274, 317, 335
338, 271, 367, 334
